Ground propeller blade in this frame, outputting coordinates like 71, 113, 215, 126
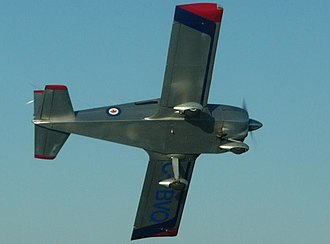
242, 98, 247, 111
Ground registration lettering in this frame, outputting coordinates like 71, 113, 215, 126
150, 162, 176, 223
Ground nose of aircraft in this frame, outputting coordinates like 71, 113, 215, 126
248, 119, 263, 131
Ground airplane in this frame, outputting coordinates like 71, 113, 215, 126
32, 3, 262, 240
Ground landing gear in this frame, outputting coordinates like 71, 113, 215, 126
219, 138, 249, 154
159, 157, 188, 191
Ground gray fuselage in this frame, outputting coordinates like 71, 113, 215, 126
43, 100, 249, 154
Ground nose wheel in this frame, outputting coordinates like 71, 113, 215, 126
219, 138, 249, 154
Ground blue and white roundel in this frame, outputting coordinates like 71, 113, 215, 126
107, 107, 120, 116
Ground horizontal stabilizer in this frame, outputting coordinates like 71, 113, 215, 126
35, 125, 69, 159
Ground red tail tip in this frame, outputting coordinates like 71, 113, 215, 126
45, 85, 68, 90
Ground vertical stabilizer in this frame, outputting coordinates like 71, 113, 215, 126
34, 85, 74, 121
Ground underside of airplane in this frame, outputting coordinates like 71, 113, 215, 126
33, 3, 262, 240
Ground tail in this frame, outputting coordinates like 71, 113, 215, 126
33, 85, 74, 160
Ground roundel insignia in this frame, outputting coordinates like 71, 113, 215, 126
107, 107, 120, 116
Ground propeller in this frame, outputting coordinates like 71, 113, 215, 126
242, 99, 263, 141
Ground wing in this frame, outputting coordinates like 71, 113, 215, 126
131, 151, 199, 240
159, 3, 223, 109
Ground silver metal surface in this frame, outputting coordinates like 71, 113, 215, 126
32, 3, 262, 241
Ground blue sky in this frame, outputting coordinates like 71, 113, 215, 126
1, 1, 329, 243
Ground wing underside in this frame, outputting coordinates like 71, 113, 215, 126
131, 4, 223, 240
160, 3, 223, 109
131, 152, 199, 240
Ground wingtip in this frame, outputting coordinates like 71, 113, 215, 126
35, 154, 56, 160
178, 3, 223, 23
131, 227, 178, 241
152, 227, 178, 237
